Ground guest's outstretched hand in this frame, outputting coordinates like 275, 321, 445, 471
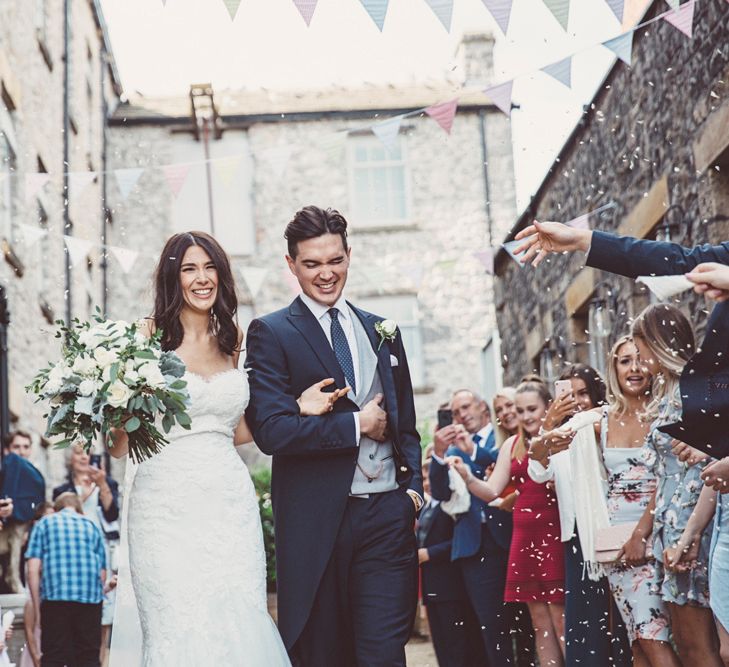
685, 262, 729, 302
513, 221, 593, 267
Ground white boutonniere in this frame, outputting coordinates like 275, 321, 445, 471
374, 319, 397, 350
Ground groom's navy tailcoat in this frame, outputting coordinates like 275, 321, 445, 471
588, 231, 729, 456
245, 296, 422, 650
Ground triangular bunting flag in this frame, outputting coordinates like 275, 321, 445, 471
605, 0, 624, 21
64, 235, 93, 267
484, 81, 513, 116
222, 0, 242, 21
359, 0, 389, 31
282, 269, 301, 296
541, 56, 572, 88
424, 0, 454, 31
603, 31, 634, 66
17, 223, 47, 247
481, 0, 513, 35
240, 267, 268, 299
292, 0, 318, 26
543, 0, 570, 30
567, 213, 590, 230
69, 171, 96, 195
162, 164, 191, 198
263, 145, 293, 180
109, 245, 139, 274
320, 132, 347, 159
212, 156, 241, 188
473, 249, 494, 275
425, 99, 459, 134
25, 173, 50, 202
502, 238, 529, 265
663, 0, 695, 38
665, 0, 679, 9
114, 167, 144, 200
372, 116, 404, 154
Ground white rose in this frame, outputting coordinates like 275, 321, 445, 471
380, 319, 397, 336
78, 378, 100, 396
106, 380, 133, 409
123, 359, 140, 384
94, 347, 119, 368
101, 364, 112, 384
137, 362, 166, 388
43, 378, 63, 395
72, 355, 98, 376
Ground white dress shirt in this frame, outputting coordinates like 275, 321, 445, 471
527, 451, 576, 542
299, 292, 360, 441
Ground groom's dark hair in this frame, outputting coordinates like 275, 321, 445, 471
285, 206, 349, 258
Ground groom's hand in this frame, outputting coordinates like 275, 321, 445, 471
360, 394, 388, 442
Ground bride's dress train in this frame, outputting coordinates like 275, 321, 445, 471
110, 369, 290, 666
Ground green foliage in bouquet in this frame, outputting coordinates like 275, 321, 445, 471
251, 466, 277, 591
27, 312, 192, 463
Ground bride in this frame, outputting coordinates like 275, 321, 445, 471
108, 231, 348, 666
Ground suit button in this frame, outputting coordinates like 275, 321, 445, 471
369, 454, 375, 460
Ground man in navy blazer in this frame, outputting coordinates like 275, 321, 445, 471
245, 206, 423, 667
515, 221, 729, 457
430, 390, 513, 667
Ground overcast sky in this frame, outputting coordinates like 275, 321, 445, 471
99, 0, 650, 210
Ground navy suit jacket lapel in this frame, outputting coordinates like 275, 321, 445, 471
286, 296, 347, 389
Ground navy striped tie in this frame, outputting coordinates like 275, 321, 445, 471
328, 308, 356, 394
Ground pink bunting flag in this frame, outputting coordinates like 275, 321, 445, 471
543, 0, 570, 30
162, 164, 190, 198
541, 56, 572, 88
25, 173, 51, 202
69, 171, 96, 195
424, 0, 454, 31
484, 81, 513, 116
605, 0, 624, 22
109, 245, 139, 274
222, 0, 242, 21
292, 0, 318, 26
359, 0, 389, 31
282, 268, 301, 296
481, 0, 513, 35
64, 235, 93, 267
473, 249, 494, 275
663, 0, 696, 38
425, 99, 459, 135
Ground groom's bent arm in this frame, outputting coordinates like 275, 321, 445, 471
245, 318, 358, 457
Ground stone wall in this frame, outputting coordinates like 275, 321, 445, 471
494, 0, 729, 386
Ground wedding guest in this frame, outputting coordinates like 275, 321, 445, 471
26, 492, 107, 667
492, 388, 518, 448
631, 304, 722, 665
450, 381, 565, 667
2, 430, 33, 460
430, 389, 513, 666
528, 364, 632, 666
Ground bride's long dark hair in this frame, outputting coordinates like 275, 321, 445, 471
152, 231, 239, 356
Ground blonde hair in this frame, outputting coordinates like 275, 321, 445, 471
512, 381, 552, 461
607, 335, 635, 416
631, 304, 694, 417
492, 386, 517, 447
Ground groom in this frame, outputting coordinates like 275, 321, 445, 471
245, 206, 423, 667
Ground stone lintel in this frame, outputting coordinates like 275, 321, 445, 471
693, 100, 729, 172
617, 176, 669, 239
565, 267, 597, 318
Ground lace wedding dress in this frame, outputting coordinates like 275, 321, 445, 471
109, 369, 290, 666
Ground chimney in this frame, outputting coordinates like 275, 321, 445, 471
455, 33, 496, 88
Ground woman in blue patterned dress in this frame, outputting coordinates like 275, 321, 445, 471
631, 304, 722, 666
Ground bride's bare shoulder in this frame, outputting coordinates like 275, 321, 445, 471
136, 318, 156, 339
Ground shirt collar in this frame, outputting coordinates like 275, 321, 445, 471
300, 292, 351, 324
476, 423, 493, 441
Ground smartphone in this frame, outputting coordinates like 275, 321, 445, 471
437, 408, 453, 430
554, 379, 573, 399
89, 454, 102, 469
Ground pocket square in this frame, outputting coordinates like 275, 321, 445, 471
390, 355, 399, 367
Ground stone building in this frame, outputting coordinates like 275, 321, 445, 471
494, 0, 729, 387
104, 32, 517, 432
0, 0, 122, 484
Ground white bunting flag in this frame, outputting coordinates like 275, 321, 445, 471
567, 213, 590, 230
64, 235, 93, 267
605, 0, 624, 21
481, 0, 513, 35
484, 81, 513, 116
109, 245, 139, 274
425, 99, 459, 135
603, 31, 634, 66
212, 156, 241, 188
502, 237, 530, 265
473, 249, 494, 275
359, 0, 389, 31
263, 145, 293, 180
25, 173, 51, 202
372, 116, 404, 154
543, 0, 570, 30
292, 0, 319, 26
222, 0, 242, 21
665, 0, 680, 9
663, 0, 696, 38
17, 223, 47, 247
240, 267, 268, 299
425, 0, 454, 31
69, 171, 96, 196
541, 56, 572, 88
114, 167, 144, 200
162, 164, 191, 198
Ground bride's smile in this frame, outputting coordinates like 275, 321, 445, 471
179, 245, 219, 311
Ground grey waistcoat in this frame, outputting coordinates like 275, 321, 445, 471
349, 312, 398, 496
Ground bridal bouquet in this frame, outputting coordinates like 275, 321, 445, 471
27, 315, 192, 462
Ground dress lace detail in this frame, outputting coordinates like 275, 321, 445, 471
118, 370, 289, 666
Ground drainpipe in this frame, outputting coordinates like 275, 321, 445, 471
478, 109, 494, 247
62, 0, 72, 327
0, 286, 9, 458
100, 45, 109, 316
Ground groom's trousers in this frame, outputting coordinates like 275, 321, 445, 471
291, 489, 418, 667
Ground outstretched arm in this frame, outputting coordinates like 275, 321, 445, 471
449, 440, 513, 503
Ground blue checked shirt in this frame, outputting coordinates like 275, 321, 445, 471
26, 508, 107, 604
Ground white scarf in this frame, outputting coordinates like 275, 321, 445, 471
567, 410, 610, 581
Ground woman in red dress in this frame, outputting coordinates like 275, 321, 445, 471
450, 380, 565, 667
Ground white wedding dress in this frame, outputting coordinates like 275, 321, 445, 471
109, 369, 290, 666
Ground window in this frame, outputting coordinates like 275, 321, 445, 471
357, 294, 424, 389
481, 334, 502, 402
36, 200, 50, 295
348, 134, 410, 228
86, 77, 94, 154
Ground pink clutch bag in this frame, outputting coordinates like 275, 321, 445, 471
595, 522, 654, 564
